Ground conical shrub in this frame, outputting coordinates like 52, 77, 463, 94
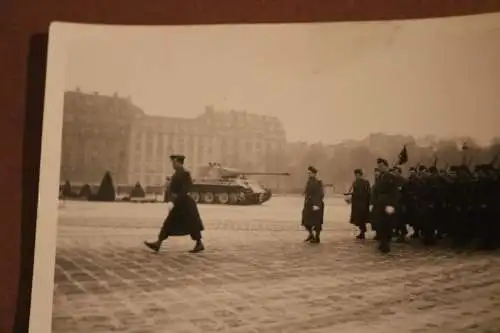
79, 184, 93, 199
61, 180, 73, 197
130, 181, 146, 198
94, 171, 116, 202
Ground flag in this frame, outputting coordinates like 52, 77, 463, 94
397, 145, 408, 165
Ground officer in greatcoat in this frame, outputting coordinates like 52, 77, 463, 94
389, 166, 406, 242
144, 154, 205, 253
401, 167, 419, 239
371, 158, 400, 253
301, 166, 325, 244
346, 169, 371, 239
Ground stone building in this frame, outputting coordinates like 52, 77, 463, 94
60, 90, 287, 186
60, 89, 143, 184
127, 106, 287, 185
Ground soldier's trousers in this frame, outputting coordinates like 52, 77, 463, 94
420, 205, 436, 243
440, 205, 453, 236
433, 205, 446, 237
402, 205, 418, 236
476, 205, 496, 249
452, 208, 469, 246
394, 209, 407, 237
305, 224, 322, 232
375, 210, 393, 249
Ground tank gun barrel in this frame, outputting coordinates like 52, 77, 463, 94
239, 172, 291, 176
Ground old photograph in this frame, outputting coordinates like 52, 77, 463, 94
33, 13, 500, 333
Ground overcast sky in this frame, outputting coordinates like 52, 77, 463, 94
62, 13, 500, 145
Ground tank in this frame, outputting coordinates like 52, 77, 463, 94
165, 163, 290, 205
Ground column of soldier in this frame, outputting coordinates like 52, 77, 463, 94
347, 157, 500, 254
144, 153, 499, 255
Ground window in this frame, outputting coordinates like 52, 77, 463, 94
156, 133, 163, 155
145, 132, 153, 160
166, 134, 173, 151
197, 149, 204, 164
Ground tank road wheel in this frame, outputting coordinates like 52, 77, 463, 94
190, 192, 200, 203
216, 192, 229, 204
202, 192, 215, 204
229, 193, 239, 205
238, 191, 247, 205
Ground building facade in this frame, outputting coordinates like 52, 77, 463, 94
60, 89, 143, 184
61, 91, 288, 186
127, 106, 288, 185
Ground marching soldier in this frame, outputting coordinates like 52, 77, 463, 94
472, 164, 499, 250
412, 165, 430, 241
144, 154, 205, 253
301, 166, 325, 244
454, 165, 474, 247
400, 167, 419, 240
370, 167, 381, 239
446, 166, 464, 247
430, 166, 448, 241
439, 167, 455, 240
390, 166, 406, 242
347, 169, 371, 239
371, 158, 400, 253
422, 166, 440, 245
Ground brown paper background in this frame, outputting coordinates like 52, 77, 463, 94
1, 1, 499, 332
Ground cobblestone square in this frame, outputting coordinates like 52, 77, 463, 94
53, 197, 500, 333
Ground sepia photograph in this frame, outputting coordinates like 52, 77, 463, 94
33, 13, 500, 333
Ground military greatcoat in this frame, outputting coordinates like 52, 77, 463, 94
301, 177, 325, 229
349, 178, 371, 226
161, 168, 204, 237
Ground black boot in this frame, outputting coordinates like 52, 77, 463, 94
304, 233, 314, 242
144, 240, 161, 253
378, 242, 390, 253
189, 240, 205, 253
310, 231, 321, 244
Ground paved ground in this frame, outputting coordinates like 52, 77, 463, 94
53, 197, 500, 333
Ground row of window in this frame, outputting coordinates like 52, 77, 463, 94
133, 134, 282, 153
138, 116, 283, 133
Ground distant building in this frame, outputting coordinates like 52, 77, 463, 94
127, 105, 287, 185
60, 90, 143, 184
60, 91, 287, 186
